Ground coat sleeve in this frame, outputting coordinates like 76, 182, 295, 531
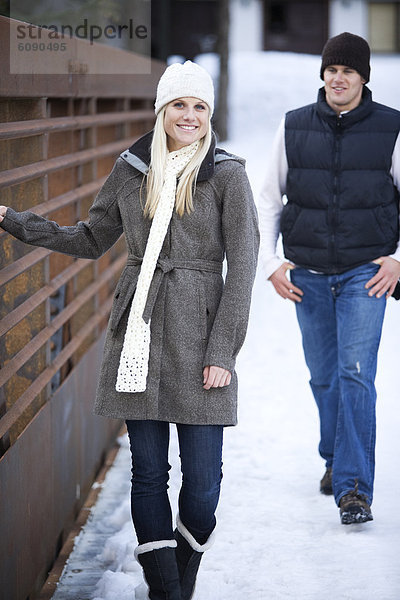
203, 162, 260, 372
0, 159, 127, 259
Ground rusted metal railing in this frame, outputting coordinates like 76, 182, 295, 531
0, 15, 164, 600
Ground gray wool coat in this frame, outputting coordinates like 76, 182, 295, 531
1, 132, 259, 425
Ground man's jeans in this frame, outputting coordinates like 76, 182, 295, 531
126, 419, 223, 545
290, 263, 386, 506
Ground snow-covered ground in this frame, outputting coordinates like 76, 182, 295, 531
52, 51, 400, 600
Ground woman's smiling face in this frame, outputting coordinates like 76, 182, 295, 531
164, 97, 209, 151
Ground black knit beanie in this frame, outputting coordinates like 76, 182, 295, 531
320, 32, 370, 82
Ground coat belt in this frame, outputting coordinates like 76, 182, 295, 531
126, 255, 223, 323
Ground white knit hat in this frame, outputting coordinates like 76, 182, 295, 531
154, 60, 214, 115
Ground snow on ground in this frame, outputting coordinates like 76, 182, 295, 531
52, 52, 400, 600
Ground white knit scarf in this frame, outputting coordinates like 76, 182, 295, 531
116, 140, 200, 393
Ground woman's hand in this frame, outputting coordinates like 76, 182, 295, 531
203, 365, 232, 389
0, 206, 8, 223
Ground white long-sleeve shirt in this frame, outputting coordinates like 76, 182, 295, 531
258, 118, 400, 280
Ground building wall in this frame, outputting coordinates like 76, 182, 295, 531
330, 0, 400, 52
329, 0, 369, 38
229, 0, 400, 55
230, 0, 264, 52
369, 1, 400, 51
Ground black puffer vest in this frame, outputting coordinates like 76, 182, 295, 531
281, 86, 400, 274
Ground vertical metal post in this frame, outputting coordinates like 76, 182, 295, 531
214, 0, 230, 141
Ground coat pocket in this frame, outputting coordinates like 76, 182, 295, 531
198, 273, 223, 340
199, 280, 208, 340
109, 266, 139, 332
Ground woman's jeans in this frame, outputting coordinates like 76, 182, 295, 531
290, 263, 386, 506
126, 419, 223, 545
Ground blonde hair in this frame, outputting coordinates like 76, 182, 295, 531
144, 105, 212, 218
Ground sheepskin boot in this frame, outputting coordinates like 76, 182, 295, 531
135, 540, 181, 600
174, 515, 215, 600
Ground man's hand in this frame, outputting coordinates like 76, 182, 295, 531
0, 206, 7, 223
269, 262, 303, 302
203, 365, 232, 390
365, 257, 400, 299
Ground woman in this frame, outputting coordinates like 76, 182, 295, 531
0, 61, 259, 599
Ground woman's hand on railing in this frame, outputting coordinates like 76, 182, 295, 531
0, 206, 8, 223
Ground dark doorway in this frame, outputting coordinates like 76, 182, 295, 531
151, 0, 219, 61
263, 0, 329, 54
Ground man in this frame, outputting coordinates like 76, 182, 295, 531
259, 32, 400, 525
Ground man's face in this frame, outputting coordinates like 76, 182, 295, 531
323, 65, 366, 114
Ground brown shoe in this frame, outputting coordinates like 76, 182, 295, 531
339, 489, 373, 525
320, 467, 333, 495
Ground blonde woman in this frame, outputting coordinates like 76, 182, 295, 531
0, 61, 259, 599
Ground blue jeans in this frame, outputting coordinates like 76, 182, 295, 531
290, 263, 386, 506
126, 419, 223, 545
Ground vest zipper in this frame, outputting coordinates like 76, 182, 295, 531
331, 115, 342, 271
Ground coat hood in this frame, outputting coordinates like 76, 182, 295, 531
119, 130, 245, 181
